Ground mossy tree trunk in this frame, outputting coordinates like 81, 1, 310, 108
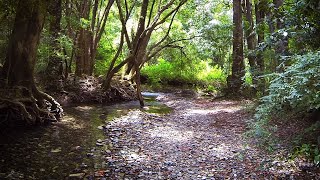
228, 0, 245, 95
0, 0, 62, 124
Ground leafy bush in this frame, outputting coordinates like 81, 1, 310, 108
292, 143, 320, 166
141, 58, 176, 85
251, 51, 320, 145
141, 58, 226, 89
255, 51, 320, 120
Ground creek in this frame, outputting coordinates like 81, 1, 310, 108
0, 92, 171, 179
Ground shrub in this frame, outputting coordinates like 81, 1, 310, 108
141, 58, 175, 85
251, 51, 320, 146
141, 58, 226, 89
256, 51, 320, 120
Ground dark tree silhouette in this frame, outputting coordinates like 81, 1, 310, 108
0, 0, 62, 124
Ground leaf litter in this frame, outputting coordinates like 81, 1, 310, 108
97, 94, 320, 179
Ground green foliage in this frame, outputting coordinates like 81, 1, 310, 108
286, 0, 320, 50
251, 51, 320, 145
80, 18, 90, 29
141, 58, 226, 89
187, 0, 232, 67
141, 58, 175, 85
292, 144, 320, 166
57, 34, 73, 60
36, 29, 51, 73
257, 52, 320, 118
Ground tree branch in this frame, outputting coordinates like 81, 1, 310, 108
147, 0, 156, 27
95, 0, 114, 50
149, 7, 178, 51
147, 36, 196, 61
116, 0, 133, 49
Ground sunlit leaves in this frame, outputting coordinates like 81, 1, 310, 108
80, 18, 90, 29
256, 51, 320, 120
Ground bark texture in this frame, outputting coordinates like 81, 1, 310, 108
244, 0, 258, 91
75, 0, 114, 76
0, 0, 62, 124
255, 0, 266, 93
228, 0, 245, 95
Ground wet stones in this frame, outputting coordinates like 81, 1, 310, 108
89, 94, 319, 179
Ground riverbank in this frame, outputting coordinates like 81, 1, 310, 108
0, 91, 319, 179
99, 92, 319, 179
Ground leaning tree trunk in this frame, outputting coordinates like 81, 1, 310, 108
227, 0, 245, 95
0, 0, 62, 124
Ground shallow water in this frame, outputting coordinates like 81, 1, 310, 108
0, 93, 171, 179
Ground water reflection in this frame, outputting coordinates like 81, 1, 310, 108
0, 94, 171, 179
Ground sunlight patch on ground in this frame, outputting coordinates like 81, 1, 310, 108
109, 110, 143, 125
211, 143, 229, 155
74, 105, 94, 111
148, 126, 193, 142
119, 149, 146, 163
60, 115, 85, 129
184, 107, 241, 116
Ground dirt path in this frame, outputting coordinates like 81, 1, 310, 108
101, 93, 319, 179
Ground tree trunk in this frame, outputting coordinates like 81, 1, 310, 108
125, 0, 149, 75
274, 0, 288, 71
255, 0, 266, 93
134, 60, 144, 107
75, 0, 92, 76
244, 0, 258, 92
0, 0, 62, 124
74, 0, 114, 77
228, 0, 245, 95
46, 0, 64, 91
104, 0, 186, 105
75, 29, 92, 76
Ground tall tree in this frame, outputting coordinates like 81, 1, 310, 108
273, 0, 288, 71
75, 0, 114, 76
255, 0, 266, 92
104, 0, 187, 106
228, 0, 245, 94
0, 0, 62, 123
243, 0, 258, 92
46, 0, 64, 91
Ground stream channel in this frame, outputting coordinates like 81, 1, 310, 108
0, 92, 171, 179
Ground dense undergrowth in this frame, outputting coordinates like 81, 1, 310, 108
141, 58, 227, 93
251, 51, 320, 164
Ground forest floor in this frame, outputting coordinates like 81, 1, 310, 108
1, 90, 319, 179
99, 91, 320, 179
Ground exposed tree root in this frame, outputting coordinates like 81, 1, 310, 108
55, 74, 137, 105
0, 86, 63, 126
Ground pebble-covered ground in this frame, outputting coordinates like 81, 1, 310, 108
1, 92, 319, 179
96, 93, 320, 179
